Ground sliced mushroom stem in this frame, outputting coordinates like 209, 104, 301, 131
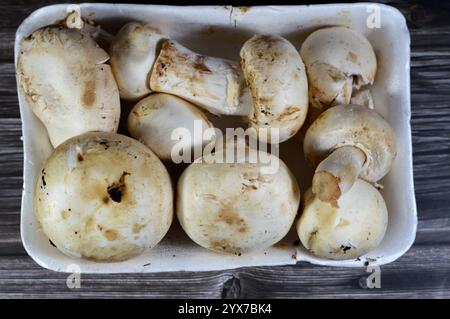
312, 146, 366, 207
150, 40, 251, 116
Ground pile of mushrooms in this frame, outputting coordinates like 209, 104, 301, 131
17, 10, 397, 263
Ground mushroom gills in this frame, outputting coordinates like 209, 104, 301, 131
300, 26, 377, 112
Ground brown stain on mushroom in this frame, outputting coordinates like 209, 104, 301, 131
82, 80, 96, 107
61, 210, 69, 220
151, 40, 220, 100
84, 216, 95, 232
210, 238, 242, 255
104, 229, 118, 241
193, 55, 211, 73
276, 106, 302, 122
132, 223, 146, 234
346, 51, 358, 63
107, 171, 130, 203
218, 206, 248, 233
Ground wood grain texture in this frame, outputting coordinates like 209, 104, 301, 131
0, 0, 449, 298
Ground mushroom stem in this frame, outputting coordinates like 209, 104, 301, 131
149, 40, 252, 116
312, 146, 366, 207
64, 6, 114, 46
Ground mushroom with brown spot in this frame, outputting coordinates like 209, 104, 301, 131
150, 40, 252, 116
34, 132, 173, 261
16, 26, 120, 147
177, 149, 300, 254
297, 179, 388, 260
240, 35, 309, 143
303, 104, 396, 207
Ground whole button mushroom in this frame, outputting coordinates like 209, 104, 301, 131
304, 104, 396, 207
300, 26, 377, 110
177, 150, 300, 255
35, 132, 173, 261
127, 93, 215, 162
150, 40, 251, 116
297, 179, 388, 260
240, 35, 309, 143
110, 22, 166, 100
17, 27, 120, 147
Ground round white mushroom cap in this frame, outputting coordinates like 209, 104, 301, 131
17, 26, 120, 147
304, 104, 396, 184
110, 22, 166, 100
34, 132, 173, 261
240, 35, 309, 143
127, 93, 215, 162
300, 26, 377, 108
177, 150, 300, 255
297, 179, 388, 260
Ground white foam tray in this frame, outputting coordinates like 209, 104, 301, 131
15, 3, 417, 273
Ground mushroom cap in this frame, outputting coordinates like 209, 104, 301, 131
110, 22, 165, 100
304, 104, 396, 184
240, 35, 309, 143
127, 93, 215, 161
300, 26, 377, 106
34, 132, 173, 261
177, 150, 300, 254
17, 27, 120, 147
297, 179, 388, 260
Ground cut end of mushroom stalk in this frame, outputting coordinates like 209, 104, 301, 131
304, 104, 396, 204
312, 146, 366, 207
177, 150, 300, 255
17, 26, 120, 147
128, 93, 215, 162
34, 132, 173, 261
240, 34, 309, 143
150, 39, 252, 116
297, 179, 388, 260
110, 22, 166, 100
300, 26, 377, 110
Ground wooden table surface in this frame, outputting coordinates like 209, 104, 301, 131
1, 0, 449, 299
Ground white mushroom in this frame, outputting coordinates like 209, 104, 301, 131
127, 93, 215, 162
149, 39, 252, 116
110, 22, 166, 100
300, 26, 377, 110
297, 179, 388, 260
17, 26, 120, 147
177, 150, 300, 255
240, 35, 309, 143
304, 104, 396, 206
35, 132, 173, 261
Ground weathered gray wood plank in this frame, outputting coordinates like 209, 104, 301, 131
0, 245, 449, 298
